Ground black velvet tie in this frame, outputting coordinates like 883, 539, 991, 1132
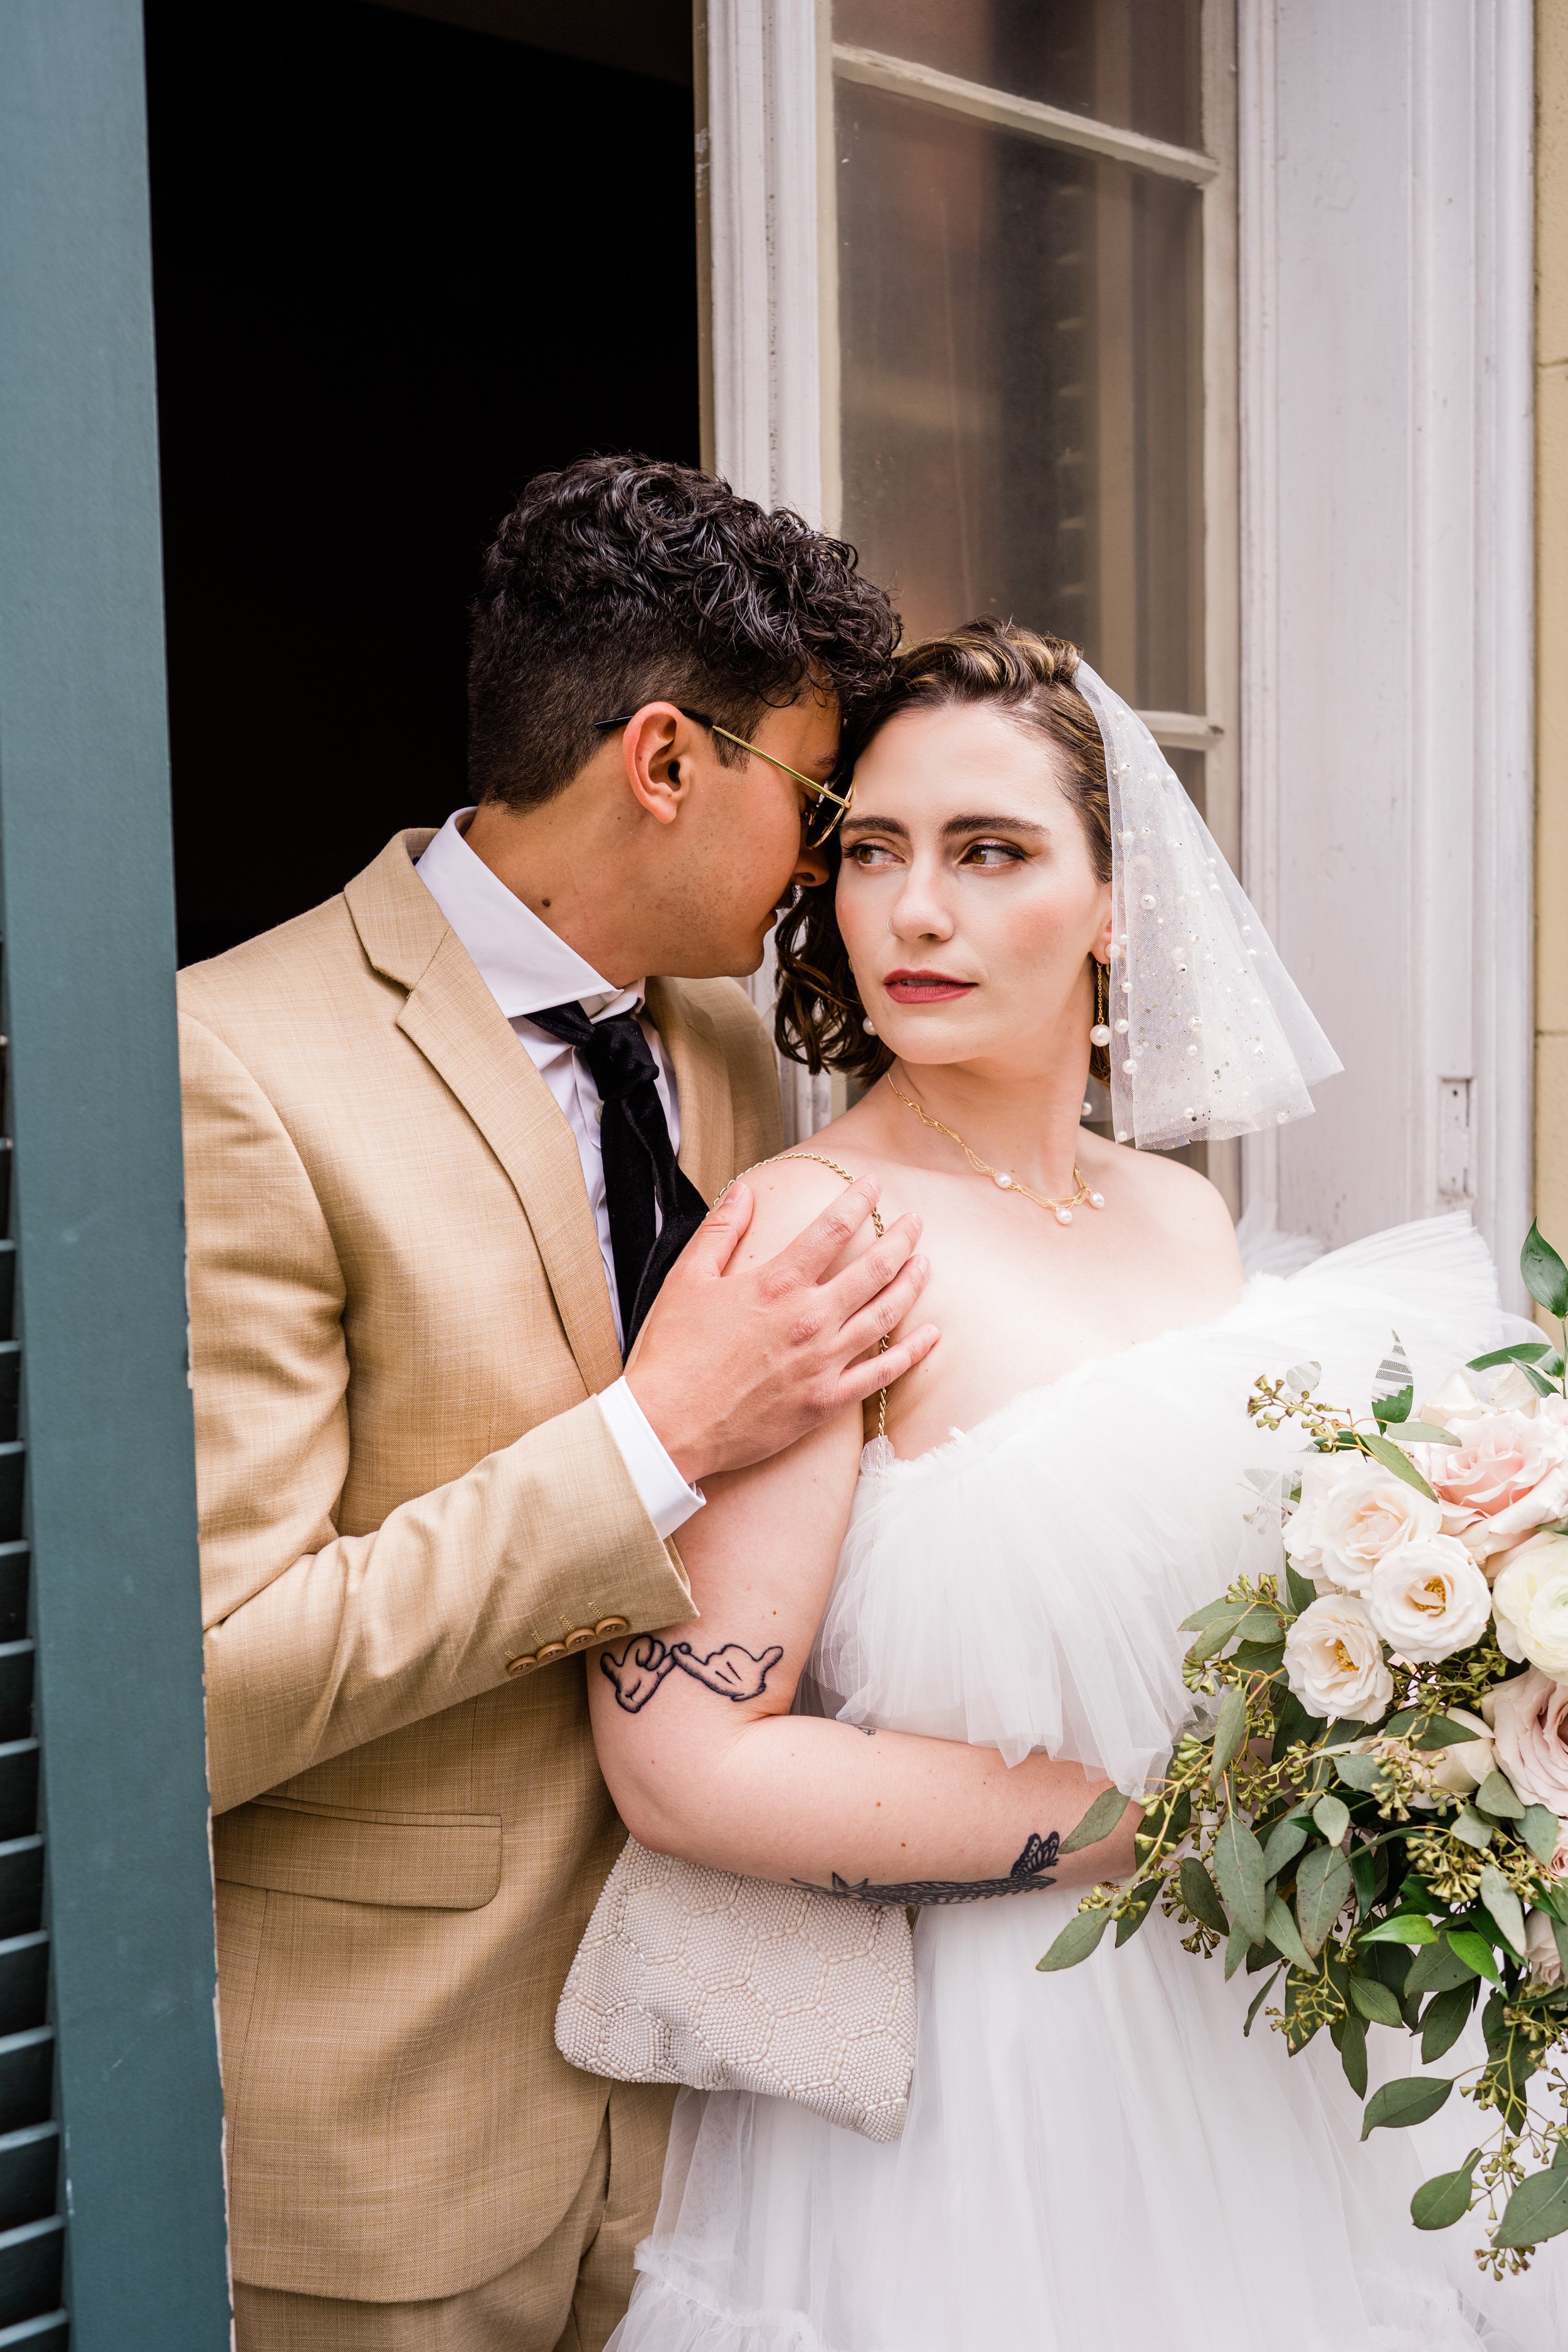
528, 1000, 709, 1351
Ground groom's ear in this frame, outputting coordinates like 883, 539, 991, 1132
618, 702, 709, 828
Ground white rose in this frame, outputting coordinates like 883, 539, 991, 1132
1525, 1909, 1564, 1990
1419, 1364, 1549, 1425
1283, 1456, 1441, 1596
1365, 1535, 1494, 1664
1491, 1533, 1568, 1677
1283, 1594, 1395, 1722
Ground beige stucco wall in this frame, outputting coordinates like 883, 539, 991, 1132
1537, 0, 1568, 1254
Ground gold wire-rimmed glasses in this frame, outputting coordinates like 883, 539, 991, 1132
592, 707, 852, 847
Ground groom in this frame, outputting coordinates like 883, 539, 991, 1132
181, 455, 938, 2351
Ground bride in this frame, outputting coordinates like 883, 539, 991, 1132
585, 620, 1557, 2350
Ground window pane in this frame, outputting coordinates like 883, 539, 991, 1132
834, 0, 1203, 152
835, 78, 1203, 712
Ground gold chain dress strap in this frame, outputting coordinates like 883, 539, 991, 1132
713, 1153, 893, 1441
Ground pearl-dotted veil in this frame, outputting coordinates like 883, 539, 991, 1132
1074, 660, 1341, 1152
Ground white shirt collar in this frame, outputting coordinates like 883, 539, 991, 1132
414, 810, 644, 1023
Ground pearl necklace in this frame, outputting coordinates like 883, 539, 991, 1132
884, 1074, 1106, 1227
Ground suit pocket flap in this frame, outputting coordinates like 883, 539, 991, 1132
213, 1798, 502, 1910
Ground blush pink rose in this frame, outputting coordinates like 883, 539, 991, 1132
1481, 1666, 1568, 1813
1424, 1409, 1568, 1562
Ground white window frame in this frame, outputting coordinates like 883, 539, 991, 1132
699, 0, 1244, 1172
1236, 0, 1534, 1295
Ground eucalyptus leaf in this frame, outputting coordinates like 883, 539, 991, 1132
1421, 1981, 1478, 2065
1394, 1421, 1462, 1444
1060, 1785, 1131, 1857
1285, 1360, 1320, 1395
1359, 1914, 1439, 1947
1177, 1857, 1229, 1936
1213, 1813, 1268, 1947
1243, 1964, 1282, 2038
1036, 1909, 1111, 1972
1179, 1596, 1250, 1636
1208, 1685, 1249, 1788
1229, 1639, 1287, 1675
1444, 1929, 1503, 1985
1450, 1807, 1495, 1851
1521, 1222, 1568, 1320
1348, 1973, 1404, 2027
1313, 1793, 1351, 1847
1350, 1845, 1377, 1916
1522, 1806, 1562, 1867
1296, 1844, 1353, 1958
1475, 1771, 1527, 1823
1384, 1707, 1421, 1735
1406, 1940, 1476, 1994
1224, 1924, 1251, 1980
1114, 1879, 1160, 1947
1264, 1894, 1316, 1973
1360, 2074, 1454, 2139
1478, 1865, 1527, 1959
1261, 1816, 1310, 1878
1411, 2156, 1481, 2232
1333, 1753, 1385, 1794
1495, 2165, 1568, 2251
1337, 2008, 1369, 2097
1372, 1388, 1414, 1428
1186, 1618, 1242, 1665
1411, 1716, 1483, 1752
1518, 1362, 1560, 1398
1360, 1431, 1439, 1500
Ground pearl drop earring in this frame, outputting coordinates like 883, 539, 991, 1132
862, 1016, 876, 1036
1089, 960, 1112, 1048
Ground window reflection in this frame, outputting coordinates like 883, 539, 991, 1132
835, 78, 1203, 714
834, 0, 1204, 151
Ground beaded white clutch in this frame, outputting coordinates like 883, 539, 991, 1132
554, 1836, 916, 2143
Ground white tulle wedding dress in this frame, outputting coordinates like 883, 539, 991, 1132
608, 1215, 1564, 2352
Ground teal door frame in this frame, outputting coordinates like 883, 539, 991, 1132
0, 4, 231, 2343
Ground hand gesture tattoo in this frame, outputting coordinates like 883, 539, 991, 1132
598, 1634, 678, 1714
600, 1635, 785, 1714
670, 1640, 785, 1700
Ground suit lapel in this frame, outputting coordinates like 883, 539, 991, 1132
647, 978, 736, 1206
347, 835, 623, 1396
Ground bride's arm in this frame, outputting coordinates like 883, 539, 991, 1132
590, 1165, 1138, 1901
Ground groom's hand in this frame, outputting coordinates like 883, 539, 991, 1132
624, 1176, 936, 1481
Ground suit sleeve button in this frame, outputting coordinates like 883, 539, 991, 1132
595, 1616, 630, 1639
564, 1628, 597, 1652
506, 1654, 539, 1678
534, 1641, 568, 1666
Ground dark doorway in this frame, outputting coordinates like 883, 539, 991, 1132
145, 0, 700, 967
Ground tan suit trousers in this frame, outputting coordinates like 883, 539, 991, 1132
232, 2082, 672, 2351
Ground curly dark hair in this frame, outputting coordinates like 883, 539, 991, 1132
467, 454, 899, 809
775, 617, 1113, 1086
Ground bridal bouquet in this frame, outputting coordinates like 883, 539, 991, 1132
1040, 1224, 1568, 2274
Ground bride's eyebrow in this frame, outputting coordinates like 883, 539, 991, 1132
941, 814, 1047, 837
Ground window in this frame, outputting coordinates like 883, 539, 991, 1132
706, 0, 1238, 1174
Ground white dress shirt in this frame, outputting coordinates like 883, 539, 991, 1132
415, 811, 703, 1540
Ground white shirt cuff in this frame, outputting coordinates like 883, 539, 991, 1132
596, 1377, 706, 1542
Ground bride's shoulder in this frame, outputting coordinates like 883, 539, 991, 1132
719, 1128, 894, 1269
1098, 1140, 1243, 1273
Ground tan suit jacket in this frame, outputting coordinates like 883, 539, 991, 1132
179, 830, 781, 2302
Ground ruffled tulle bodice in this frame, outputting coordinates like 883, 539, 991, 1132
612, 1217, 1562, 2352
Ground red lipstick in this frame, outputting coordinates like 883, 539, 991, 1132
882, 970, 977, 1005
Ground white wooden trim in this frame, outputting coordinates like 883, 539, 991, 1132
1236, 0, 1534, 1296
707, 0, 834, 1142
1138, 709, 1224, 751
830, 43, 1217, 185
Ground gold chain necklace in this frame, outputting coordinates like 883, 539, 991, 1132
884, 1073, 1105, 1227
